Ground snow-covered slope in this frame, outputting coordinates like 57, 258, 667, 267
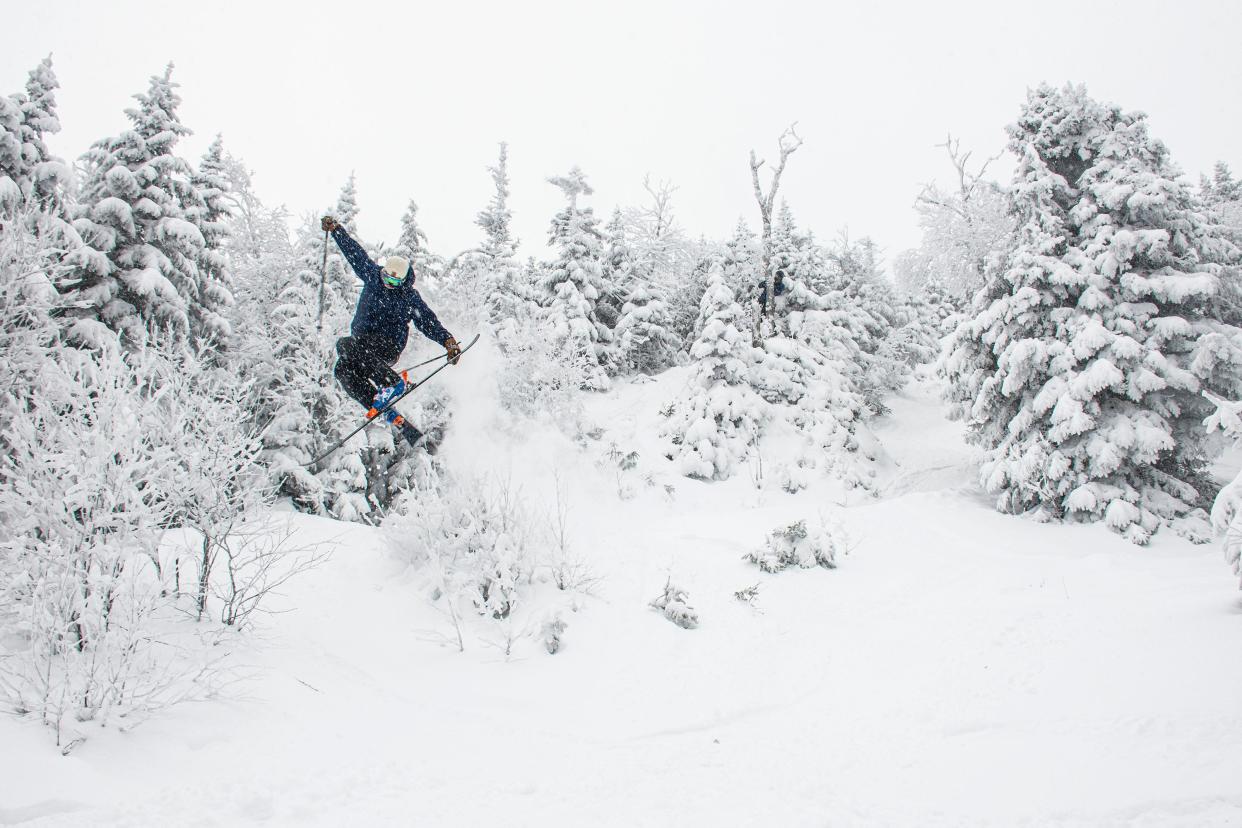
4, 371, 1242, 827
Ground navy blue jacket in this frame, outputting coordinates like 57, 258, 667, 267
331, 227, 452, 354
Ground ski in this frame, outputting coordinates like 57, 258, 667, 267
303, 333, 481, 467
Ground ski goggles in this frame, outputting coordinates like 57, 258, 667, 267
380, 267, 408, 288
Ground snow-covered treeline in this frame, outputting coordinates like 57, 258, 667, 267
4, 56, 1242, 748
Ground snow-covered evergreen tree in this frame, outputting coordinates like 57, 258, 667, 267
543, 166, 610, 390
596, 208, 661, 374
662, 263, 767, 480
750, 255, 875, 489
0, 203, 58, 423
232, 210, 324, 505
477, 142, 515, 260
598, 208, 634, 332
394, 198, 428, 259
886, 292, 943, 368
1201, 162, 1242, 209
185, 134, 234, 347
944, 83, 1242, 543
822, 232, 910, 410
1199, 162, 1242, 327
317, 175, 364, 320
474, 143, 525, 327
1, 56, 71, 216
677, 249, 721, 348
393, 198, 443, 287
1206, 393, 1242, 585
334, 172, 360, 234
0, 92, 21, 214
621, 177, 701, 347
281, 214, 364, 515
615, 280, 680, 376
715, 219, 761, 336
60, 65, 205, 348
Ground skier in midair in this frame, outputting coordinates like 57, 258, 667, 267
321, 215, 462, 448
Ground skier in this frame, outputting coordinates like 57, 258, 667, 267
321, 215, 462, 448
757, 268, 788, 314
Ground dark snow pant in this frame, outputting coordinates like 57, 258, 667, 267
335, 335, 403, 410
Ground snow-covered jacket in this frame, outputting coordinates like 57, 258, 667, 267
331, 227, 452, 353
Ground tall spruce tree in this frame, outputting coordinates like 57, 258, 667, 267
544, 166, 611, 389
944, 83, 1242, 543
598, 208, 634, 333
1, 56, 70, 215
474, 143, 525, 326
186, 134, 235, 347
478, 142, 515, 259
393, 198, 443, 286
315, 175, 364, 330
61, 65, 205, 348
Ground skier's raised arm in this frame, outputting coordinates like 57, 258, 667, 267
321, 216, 378, 282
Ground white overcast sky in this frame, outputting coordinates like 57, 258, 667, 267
6, 0, 1240, 267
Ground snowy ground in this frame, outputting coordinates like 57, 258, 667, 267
4, 368, 1242, 827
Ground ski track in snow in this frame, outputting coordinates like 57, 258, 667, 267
5, 367, 1242, 827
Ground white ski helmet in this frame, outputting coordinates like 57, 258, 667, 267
380, 256, 411, 288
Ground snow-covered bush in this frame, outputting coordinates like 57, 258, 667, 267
0, 345, 203, 745
733, 583, 762, 606
773, 462, 811, 494
387, 473, 597, 656
746, 518, 844, 573
544, 474, 600, 595
614, 280, 681, 376
151, 343, 327, 625
389, 474, 537, 622
649, 580, 698, 629
541, 613, 567, 654
492, 297, 592, 425
1206, 392, 1242, 584
598, 442, 641, 500
943, 83, 1242, 543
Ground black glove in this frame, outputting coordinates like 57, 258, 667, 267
445, 336, 462, 366
321, 216, 339, 233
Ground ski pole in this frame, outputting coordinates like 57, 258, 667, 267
315, 229, 329, 334
396, 351, 451, 374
